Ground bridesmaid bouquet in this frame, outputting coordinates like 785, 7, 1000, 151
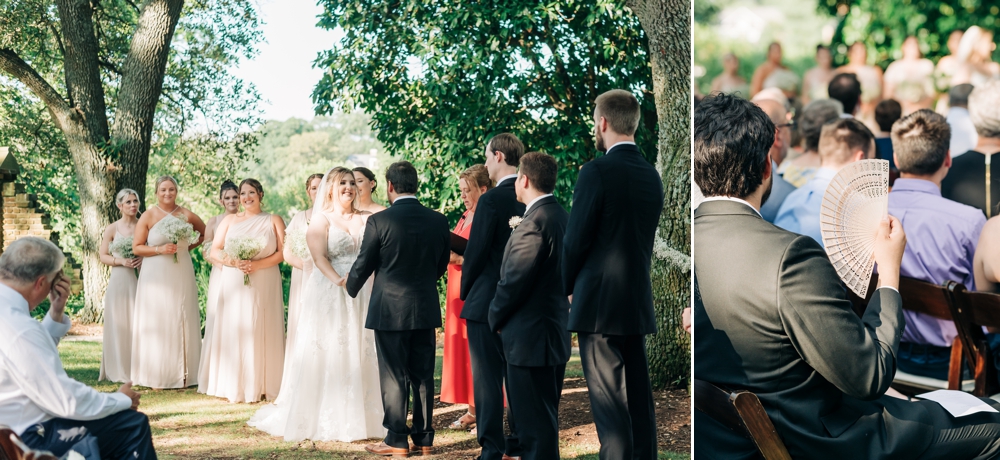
286, 228, 310, 260
225, 236, 266, 286
109, 236, 135, 260
159, 217, 201, 263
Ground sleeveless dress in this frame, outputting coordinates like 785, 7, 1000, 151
198, 213, 285, 403
440, 210, 475, 405
197, 215, 226, 390
248, 213, 384, 442
283, 210, 315, 350
130, 212, 201, 388
99, 229, 137, 383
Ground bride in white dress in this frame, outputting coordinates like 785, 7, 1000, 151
248, 167, 385, 442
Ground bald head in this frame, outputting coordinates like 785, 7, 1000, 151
754, 99, 789, 164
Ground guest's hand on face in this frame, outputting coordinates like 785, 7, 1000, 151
47, 273, 71, 319
682, 307, 692, 334
118, 382, 141, 410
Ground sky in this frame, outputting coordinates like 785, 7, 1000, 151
231, 0, 340, 122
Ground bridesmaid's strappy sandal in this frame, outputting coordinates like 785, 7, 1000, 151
448, 412, 476, 430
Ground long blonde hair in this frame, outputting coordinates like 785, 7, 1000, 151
322, 167, 360, 213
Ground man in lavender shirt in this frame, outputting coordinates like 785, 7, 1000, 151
888, 109, 987, 379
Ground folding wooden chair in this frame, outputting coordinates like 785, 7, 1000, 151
693, 379, 792, 460
946, 284, 1000, 397
846, 276, 973, 394
0, 427, 56, 460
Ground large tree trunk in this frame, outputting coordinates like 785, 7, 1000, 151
0, 0, 186, 323
76, 0, 184, 323
56, 0, 116, 323
627, 0, 691, 389
111, 0, 185, 204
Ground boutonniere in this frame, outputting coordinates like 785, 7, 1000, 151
508, 216, 523, 229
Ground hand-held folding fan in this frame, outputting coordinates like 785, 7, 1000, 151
819, 159, 890, 298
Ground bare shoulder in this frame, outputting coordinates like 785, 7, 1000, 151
271, 213, 286, 227
103, 221, 118, 238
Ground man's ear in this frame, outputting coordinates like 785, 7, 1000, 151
763, 153, 773, 181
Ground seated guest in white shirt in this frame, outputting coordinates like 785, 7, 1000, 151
775, 118, 876, 246
888, 109, 987, 380
0, 237, 155, 460
947, 83, 978, 158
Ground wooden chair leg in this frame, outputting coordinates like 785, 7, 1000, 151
949, 338, 963, 391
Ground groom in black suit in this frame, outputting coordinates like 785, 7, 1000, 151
489, 152, 571, 460
346, 161, 451, 457
563, 90, 664, 460
461, 133, 526, 460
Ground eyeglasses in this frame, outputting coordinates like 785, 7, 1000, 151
776, 122, 794, 130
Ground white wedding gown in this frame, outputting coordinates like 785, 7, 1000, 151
248, 216, 386, 441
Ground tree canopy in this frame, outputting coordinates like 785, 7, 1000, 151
0, 0, 262, 320
312, 0, 656, 222
821, 0, 1000, 68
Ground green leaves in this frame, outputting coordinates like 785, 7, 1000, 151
312, 0, 656, 223
822, 0, 1000, 68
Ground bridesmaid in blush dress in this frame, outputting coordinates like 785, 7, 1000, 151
442, 165, 493, 430
197, 180, 239, 389
353, 167, 387, 214
131, 176, 206, 389
97, 188, 143, 383
200, 178, 287, 403
283, 173, 324, 352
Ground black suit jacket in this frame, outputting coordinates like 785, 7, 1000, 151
488, 196, 572, 368
460, 177, 526, 323
347, 198, 450, 331
693, 200, 938, 460
563, 143, 664, 335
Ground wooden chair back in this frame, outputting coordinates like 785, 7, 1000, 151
694, 379, 792, 460
947, 284, 1000, 396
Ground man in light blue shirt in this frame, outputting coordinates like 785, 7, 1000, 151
775, 118, 876, 246
753, 97, 797, 223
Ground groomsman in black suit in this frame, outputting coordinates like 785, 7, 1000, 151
346, 161, 451, 457
563, 90, 664, 460
489, 152, 572, 460
461, 133, 526, 460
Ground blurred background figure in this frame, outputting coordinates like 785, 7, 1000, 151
883, 36, 936, 114
802, 45, 836, 105
710, 53, 750, 96
948, 84, 978, 158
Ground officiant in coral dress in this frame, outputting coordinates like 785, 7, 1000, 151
441, 165, 493, 430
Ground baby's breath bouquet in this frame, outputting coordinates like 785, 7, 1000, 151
225, 236, 266, 286
158, 217, 200, 263
109, 236, 135, 260
286, 227, 310, 260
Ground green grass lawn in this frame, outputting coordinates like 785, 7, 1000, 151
58, 340, 689, 459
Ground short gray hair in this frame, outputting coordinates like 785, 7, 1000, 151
970, 80, 1000, 139
0, 238, 65, 285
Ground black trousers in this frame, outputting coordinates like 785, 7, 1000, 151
506, 363, 566, 460
578, 332, 657, 460
374, 328, 436, 449
20, 409, 156, 460
467, 319, 520, 460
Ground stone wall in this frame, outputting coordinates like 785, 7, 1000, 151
0, 148, 84, 294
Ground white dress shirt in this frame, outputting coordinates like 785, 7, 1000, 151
700, 196, 762, 217
525, 194, 554, 214
498, 174, 518, 186
947, 107, 978, 157
607, 141, 637, 152
0, 283, 131, 434
392, 195, 418, 204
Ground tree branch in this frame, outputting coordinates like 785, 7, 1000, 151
0, 49, 72, 119
98, 59, 123, 75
